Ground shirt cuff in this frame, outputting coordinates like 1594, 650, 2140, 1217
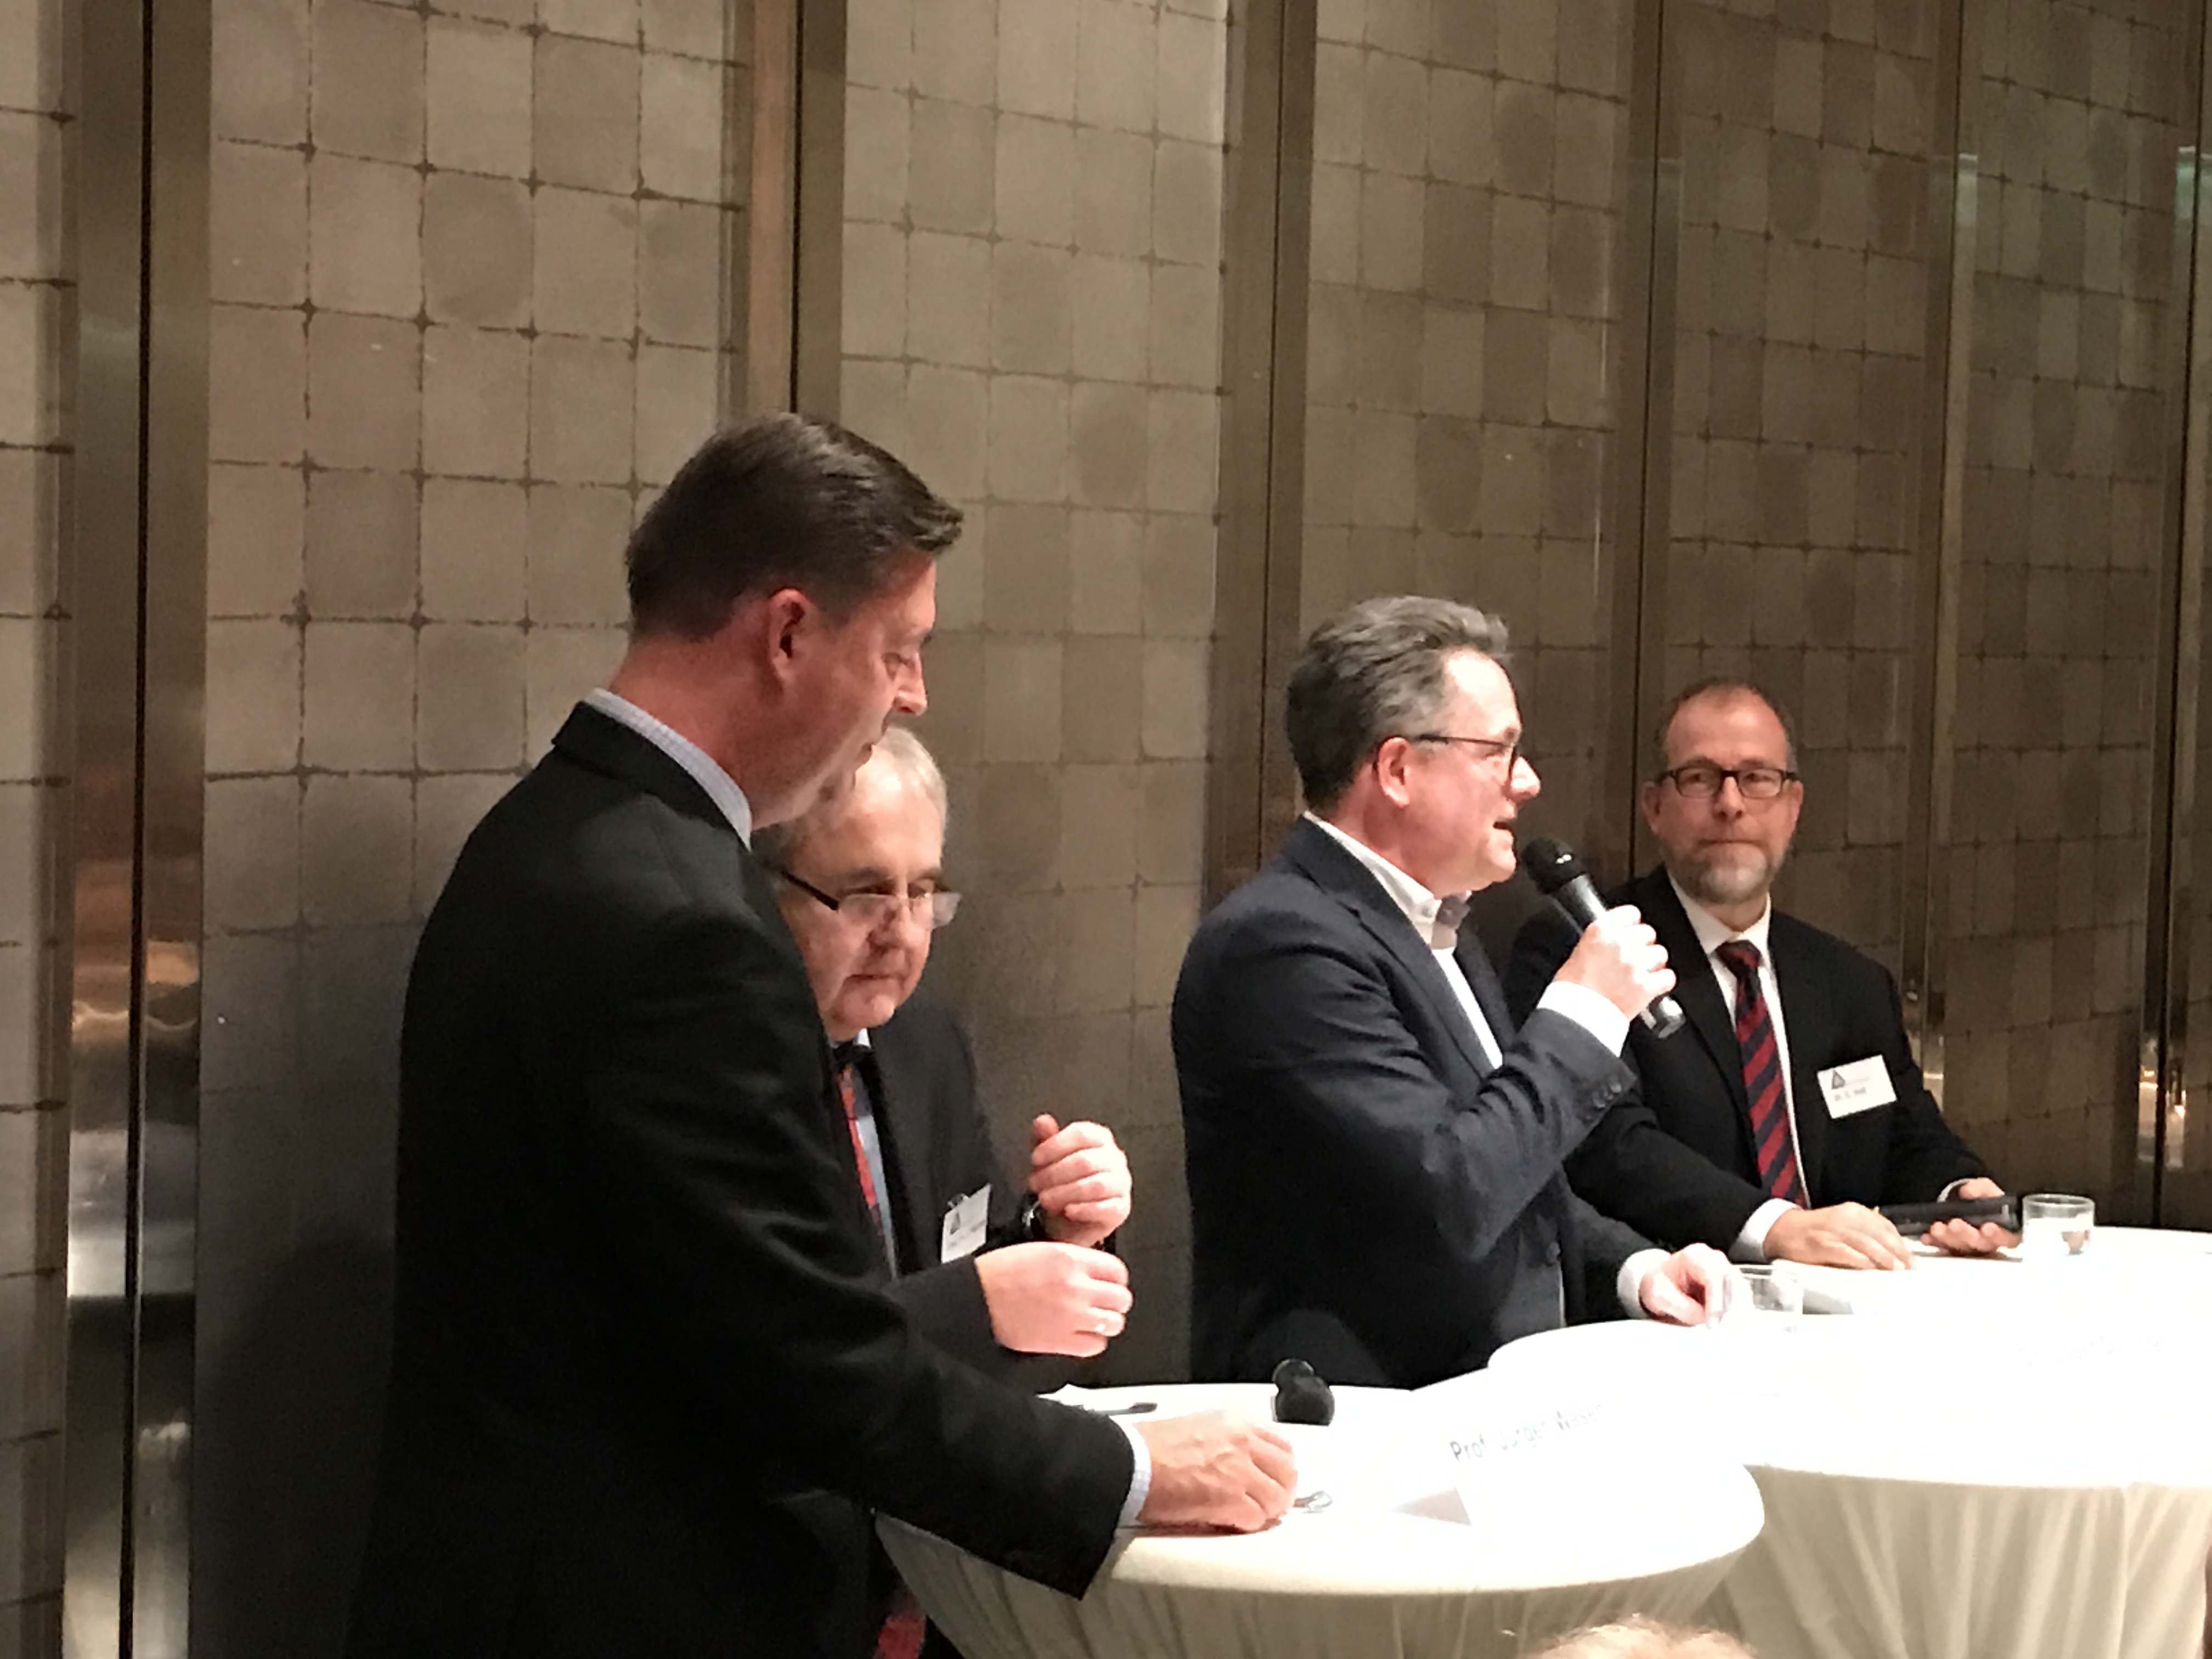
1616, 1246, 1672, 1317
1534, 980, 1632, 1056
1738, 1198, 1798, 1262
1115, 1419, 1152, 1528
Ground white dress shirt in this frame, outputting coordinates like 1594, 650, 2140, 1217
1671, 874, 1967, 1261
1666, 877, 1805, 1262
1304, 815, 1666, 1316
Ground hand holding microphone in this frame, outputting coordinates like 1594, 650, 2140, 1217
1521, 837, 1684, 1037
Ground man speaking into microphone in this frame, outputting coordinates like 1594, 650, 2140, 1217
1173, 596, 1729, 1389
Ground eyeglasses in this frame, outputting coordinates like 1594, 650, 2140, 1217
1408, 732, 1525, 771
1655, 763, 1799, 800
776, 868, 962, 930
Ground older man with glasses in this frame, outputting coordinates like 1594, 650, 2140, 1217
1507, 678, 2010, 1271
755, 726, 1136, 1369
754, 725, 1138, 1659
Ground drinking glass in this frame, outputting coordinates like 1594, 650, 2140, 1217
2018, 1193, 2095, 1258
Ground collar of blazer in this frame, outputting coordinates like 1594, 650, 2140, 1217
1279, 818, 1499, 1081
1630, 866, 1838, 1200
552, 701, 739, 836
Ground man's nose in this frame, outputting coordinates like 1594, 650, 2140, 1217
891, 657, 926, 717
1510, 754, 1541, 799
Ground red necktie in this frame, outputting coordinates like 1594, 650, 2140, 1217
833, 1045, 899, 1273
1715, 940, 1806, 1205
833, 1048, 927, 1657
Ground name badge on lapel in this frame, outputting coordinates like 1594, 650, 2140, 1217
941, 1186, 990, 1262
1818, 1056, 1895, 1118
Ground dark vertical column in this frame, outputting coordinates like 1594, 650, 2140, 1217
748, 0, 845, 417
2145, 0, 2212, 1227
66, 0, 208, 1654
1206, 0, 1318, 907
1897, 0, 1978, 1143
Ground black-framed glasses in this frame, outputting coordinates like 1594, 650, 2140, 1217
776, 868, 962, 930
1407, 732, 1525, 771
1655, 763, 1799, 800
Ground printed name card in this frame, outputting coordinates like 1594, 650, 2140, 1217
1444, 1398, 1613, 1515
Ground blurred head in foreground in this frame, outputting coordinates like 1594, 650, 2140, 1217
1530, 1620, 1758, 1659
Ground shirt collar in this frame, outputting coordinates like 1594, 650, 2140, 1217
1305, 812, 1470, 949
1668, 870, 1773, 963
584, 688, 754, 844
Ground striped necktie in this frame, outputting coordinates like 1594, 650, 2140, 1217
832, 1043, 898, 1272
1715, 940, 1806, 1205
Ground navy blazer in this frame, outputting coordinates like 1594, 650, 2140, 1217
1174, 819, 1648, 1389
1506, 867, 1989, 1249
348, 707, 1130, 1659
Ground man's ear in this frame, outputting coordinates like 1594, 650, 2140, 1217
1373, 737, 1415, 807
759, 588, 814, 676
1639, 779, 1663, 832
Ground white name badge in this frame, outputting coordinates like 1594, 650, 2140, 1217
1818, 1055, 1896, 1118
940, 1186, 990, 1262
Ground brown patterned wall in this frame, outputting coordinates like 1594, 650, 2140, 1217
0, 0, 69, 1645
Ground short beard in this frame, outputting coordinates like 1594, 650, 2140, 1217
1669, 845, 1784, 912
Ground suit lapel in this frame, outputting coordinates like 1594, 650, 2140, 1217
860, 1029, 935, 1271
1766, 917, 1833, 1204
1280, 821, 1496, 1080
1636, 871, 1751, 1122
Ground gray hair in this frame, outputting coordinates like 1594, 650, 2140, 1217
1285, 595, 1511, 811
752, 725, 949, 872
1529, 1621, 1757, 1659
1650, 677, 1799, 776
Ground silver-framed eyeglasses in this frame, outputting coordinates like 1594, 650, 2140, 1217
1408, 732, 1524, 770
1656, 763, 1799, 800
776, 868, 962, 930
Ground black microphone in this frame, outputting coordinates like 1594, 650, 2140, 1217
1520, 836, 1684, 1039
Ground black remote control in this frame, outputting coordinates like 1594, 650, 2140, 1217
1878, 1195, 2019, 1234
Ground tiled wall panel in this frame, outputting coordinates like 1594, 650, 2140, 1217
1944, 0, 2191, 1201
1300, 0, 1638, 867
1656, 0, 1945, 969
0, 0, 70, 1646
840, 0, 1228, 1380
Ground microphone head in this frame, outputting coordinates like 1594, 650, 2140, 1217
1519, 836, 1588, 896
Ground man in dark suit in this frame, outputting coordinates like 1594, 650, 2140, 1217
759, 726, 1138, 1657
1175, 596, 1730, 1390
1506, 678, 2010, 1270
348, 416, 1293, 1659
755, 725, 1136, 1378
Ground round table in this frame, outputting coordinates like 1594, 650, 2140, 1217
879, 1378, 1764, 1659
1489, 1227, 2212, 1659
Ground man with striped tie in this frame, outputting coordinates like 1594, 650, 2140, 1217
1508, 679, 2010, 1269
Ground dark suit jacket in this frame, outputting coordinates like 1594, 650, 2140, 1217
868, 993, 1075, 1385
1505, 866, 1990, 1249
347, 706, 1130, 1659
1173, 818, 1650, 1390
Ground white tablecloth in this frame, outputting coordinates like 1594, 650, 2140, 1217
881, 1378, 1764, 1659
1489, 1227, 2212, 1659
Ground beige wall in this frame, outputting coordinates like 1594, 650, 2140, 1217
195, 0, 748, 1650
1300, 0, 1638, 858
0, 0, 69, 1646
837, 0, 1229, 1380
1943, 0, 2186, 1194
1657, 0, 1944, 964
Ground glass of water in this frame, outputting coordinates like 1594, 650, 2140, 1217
2019, 1193, 2095, 1258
